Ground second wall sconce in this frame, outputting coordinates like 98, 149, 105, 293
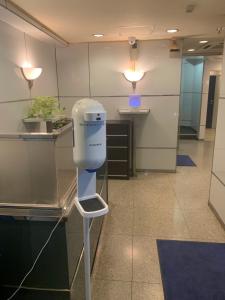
21, 66, 43, 89
123, 37, 145, 91
123, 70, 145, 90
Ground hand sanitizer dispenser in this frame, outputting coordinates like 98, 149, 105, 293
72, 98, 106, 170
72, 98, 108, 300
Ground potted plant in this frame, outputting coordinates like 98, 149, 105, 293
24, 96, 65, 132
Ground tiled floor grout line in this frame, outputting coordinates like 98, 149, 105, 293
92, 278, 132, 283
92, 277, 164, 285
170, 179, 193, 240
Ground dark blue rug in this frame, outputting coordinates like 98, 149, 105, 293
157, 240, 225, 300
177, 154, 196, 166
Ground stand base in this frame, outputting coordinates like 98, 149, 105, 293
75, 193, 108, 218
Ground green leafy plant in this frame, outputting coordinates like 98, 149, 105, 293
27, 96, 65, 120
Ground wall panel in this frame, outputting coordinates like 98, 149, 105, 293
89, 41, 181, 97
27, 35, 58, 97
0, 20, 28, 102
58, 40, 181, 171
136, 148, 176, 171
0, 20, 58, 131
209, 40, 225, 227
56, 44, 89, 97
60, 95, 179, 170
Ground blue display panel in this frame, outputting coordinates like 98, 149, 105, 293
129, 95, 141, 108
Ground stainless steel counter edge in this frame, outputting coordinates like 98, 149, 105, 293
0, 182, 76, 221
0, 122, 72, 140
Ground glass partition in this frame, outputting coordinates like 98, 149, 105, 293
180, 56, 204, 139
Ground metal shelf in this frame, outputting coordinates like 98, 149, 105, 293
118, 108, 150, 115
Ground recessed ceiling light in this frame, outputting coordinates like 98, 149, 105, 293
199, 40, 208, 44
187, 48, 195, 52
166, 28, 179, 33
93, 33, 104, 38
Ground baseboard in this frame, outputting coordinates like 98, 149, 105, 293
136, 169, 176, 173
208, 201, 225, 232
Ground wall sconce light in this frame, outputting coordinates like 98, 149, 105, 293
123, 70, 145, 90
123, 37, 145, 91
21, 67, 42, 89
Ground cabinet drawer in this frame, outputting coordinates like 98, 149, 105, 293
108, 161, 128, 176
107, 135, 128, 147
107, 124, 129, 135
107, 147, 128, 160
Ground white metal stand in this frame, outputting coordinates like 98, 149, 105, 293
72, 98, 108, 300
75, 169, 109, 300
83, 217, 91, 300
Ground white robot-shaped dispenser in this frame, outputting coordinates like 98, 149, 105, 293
72, 98, 108, 300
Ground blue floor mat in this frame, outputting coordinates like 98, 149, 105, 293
177, 154, 196, 166
157, 240, 225, 300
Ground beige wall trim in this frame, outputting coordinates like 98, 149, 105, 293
209, 201, 225, 232
136, 169, 176, 173
59, 94, 180, 98
136, 147, 176, 150
212, 171, 225, 188
0, 97, 59, 104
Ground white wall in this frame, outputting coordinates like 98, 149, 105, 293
0, 21, 182, 171
209, 44, 225, 226
199, 56, 222, 139
0, 20, 58, 132
57, 40, 181, 171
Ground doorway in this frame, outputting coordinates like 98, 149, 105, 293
179, 56, 204, 139
206, 75, 220, 129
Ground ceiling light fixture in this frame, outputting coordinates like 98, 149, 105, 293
187, 48, 195, 52
199, 40, 208, 44
21, 66, 42, 89
166, 28, 179, 33
93, 33, 104, 37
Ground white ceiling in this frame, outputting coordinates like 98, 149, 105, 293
183, 37, 224, 55
11, 0, 225, 44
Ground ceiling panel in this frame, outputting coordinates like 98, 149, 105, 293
11, 0, 225, 43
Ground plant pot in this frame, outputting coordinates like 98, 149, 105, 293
39, 120, 46, 132
23, 118, 54, 133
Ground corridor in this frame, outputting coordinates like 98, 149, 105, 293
92, 130, 225, 299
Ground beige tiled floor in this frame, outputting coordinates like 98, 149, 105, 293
92, 130, 225, 299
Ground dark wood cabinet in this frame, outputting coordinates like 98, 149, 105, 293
106, 120, 133, 179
